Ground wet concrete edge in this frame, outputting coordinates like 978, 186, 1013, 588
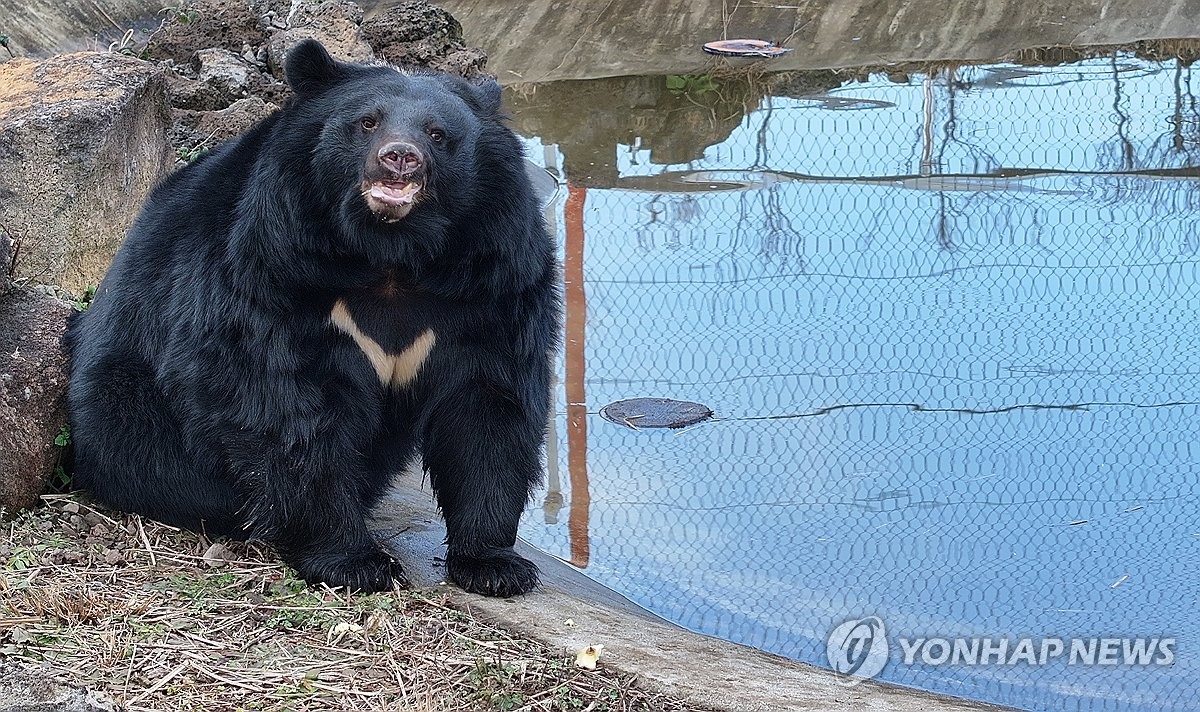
374, 468, 1012, 712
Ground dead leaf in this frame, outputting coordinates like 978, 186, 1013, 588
8, 626, 33, 644
202, 542, 234, 568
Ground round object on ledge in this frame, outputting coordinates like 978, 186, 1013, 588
702, 39, 792, 58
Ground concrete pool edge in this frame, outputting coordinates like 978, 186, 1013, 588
456, 569, 1012, 712
376, 472, 1011, 712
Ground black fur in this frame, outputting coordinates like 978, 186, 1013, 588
64, 40, 560, 596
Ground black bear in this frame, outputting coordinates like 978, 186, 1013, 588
64, 40, 559, 597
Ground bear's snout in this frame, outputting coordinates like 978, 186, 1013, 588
363, 140, 427, 220
378, 142, 423, 178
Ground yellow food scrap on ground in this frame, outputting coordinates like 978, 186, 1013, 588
327, 620, 364, 644
575, 644, 604, 670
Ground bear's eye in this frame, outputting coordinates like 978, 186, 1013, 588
359, 116, 378, 131
428, 128, 445, 144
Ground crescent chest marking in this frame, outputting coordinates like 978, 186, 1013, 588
329, 299, 436, 388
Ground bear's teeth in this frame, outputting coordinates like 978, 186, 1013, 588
369, 182, 420, 205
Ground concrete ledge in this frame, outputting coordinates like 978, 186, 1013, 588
375, 469, 1009, 712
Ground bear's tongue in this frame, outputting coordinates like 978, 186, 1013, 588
369, 181, 420, 205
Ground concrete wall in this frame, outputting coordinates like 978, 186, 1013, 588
5, 0, 1200, 79
433, 0, 1200, 82
0, 0, 160, 55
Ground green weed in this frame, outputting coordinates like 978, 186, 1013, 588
666, 73, 720, 98
176, 144, 210, 163
69, 285, 96, 312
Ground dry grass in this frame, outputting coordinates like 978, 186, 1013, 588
0, 495, 704, 712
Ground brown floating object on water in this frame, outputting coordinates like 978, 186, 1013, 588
601, 398, 714, 429
702, 39, 792, 57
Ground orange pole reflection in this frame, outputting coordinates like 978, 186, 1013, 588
564, 183, 591, 568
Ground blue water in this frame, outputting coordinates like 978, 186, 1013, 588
514, 56, 1200, 711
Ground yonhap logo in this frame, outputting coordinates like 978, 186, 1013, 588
826, 616, 889, 685
824, 614, 1174, 686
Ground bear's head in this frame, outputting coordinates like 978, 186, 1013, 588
281, 40, 506, 228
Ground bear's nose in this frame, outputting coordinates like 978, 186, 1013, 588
378, 142, 422, 175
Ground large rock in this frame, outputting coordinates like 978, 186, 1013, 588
168, 47, 287, 111
141, 0, 489, 155
0, 52, 173, 294
265, 0, 375, 78
0, 288, 71, 513
143, 0, 271, 66
171, 97, 278, 161
194, 47, 260, 98
362, 1, 488, 77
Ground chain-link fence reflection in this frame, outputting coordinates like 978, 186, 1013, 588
514, 54, 1200, 712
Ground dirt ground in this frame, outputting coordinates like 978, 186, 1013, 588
0, 494, 708, 711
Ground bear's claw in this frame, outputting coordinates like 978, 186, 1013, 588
295, 547, 410, 592
446, 548, 540, 597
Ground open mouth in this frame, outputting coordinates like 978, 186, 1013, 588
367, 180, 421, 206
362, 179, 423, 222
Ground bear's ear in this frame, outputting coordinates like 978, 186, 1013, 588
470, 78, 503, 116
450, 76, 503, 117
285, 40, 344, 96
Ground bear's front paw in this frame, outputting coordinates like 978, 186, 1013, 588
446, 548, 540, 597
295, 547, 410, 593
